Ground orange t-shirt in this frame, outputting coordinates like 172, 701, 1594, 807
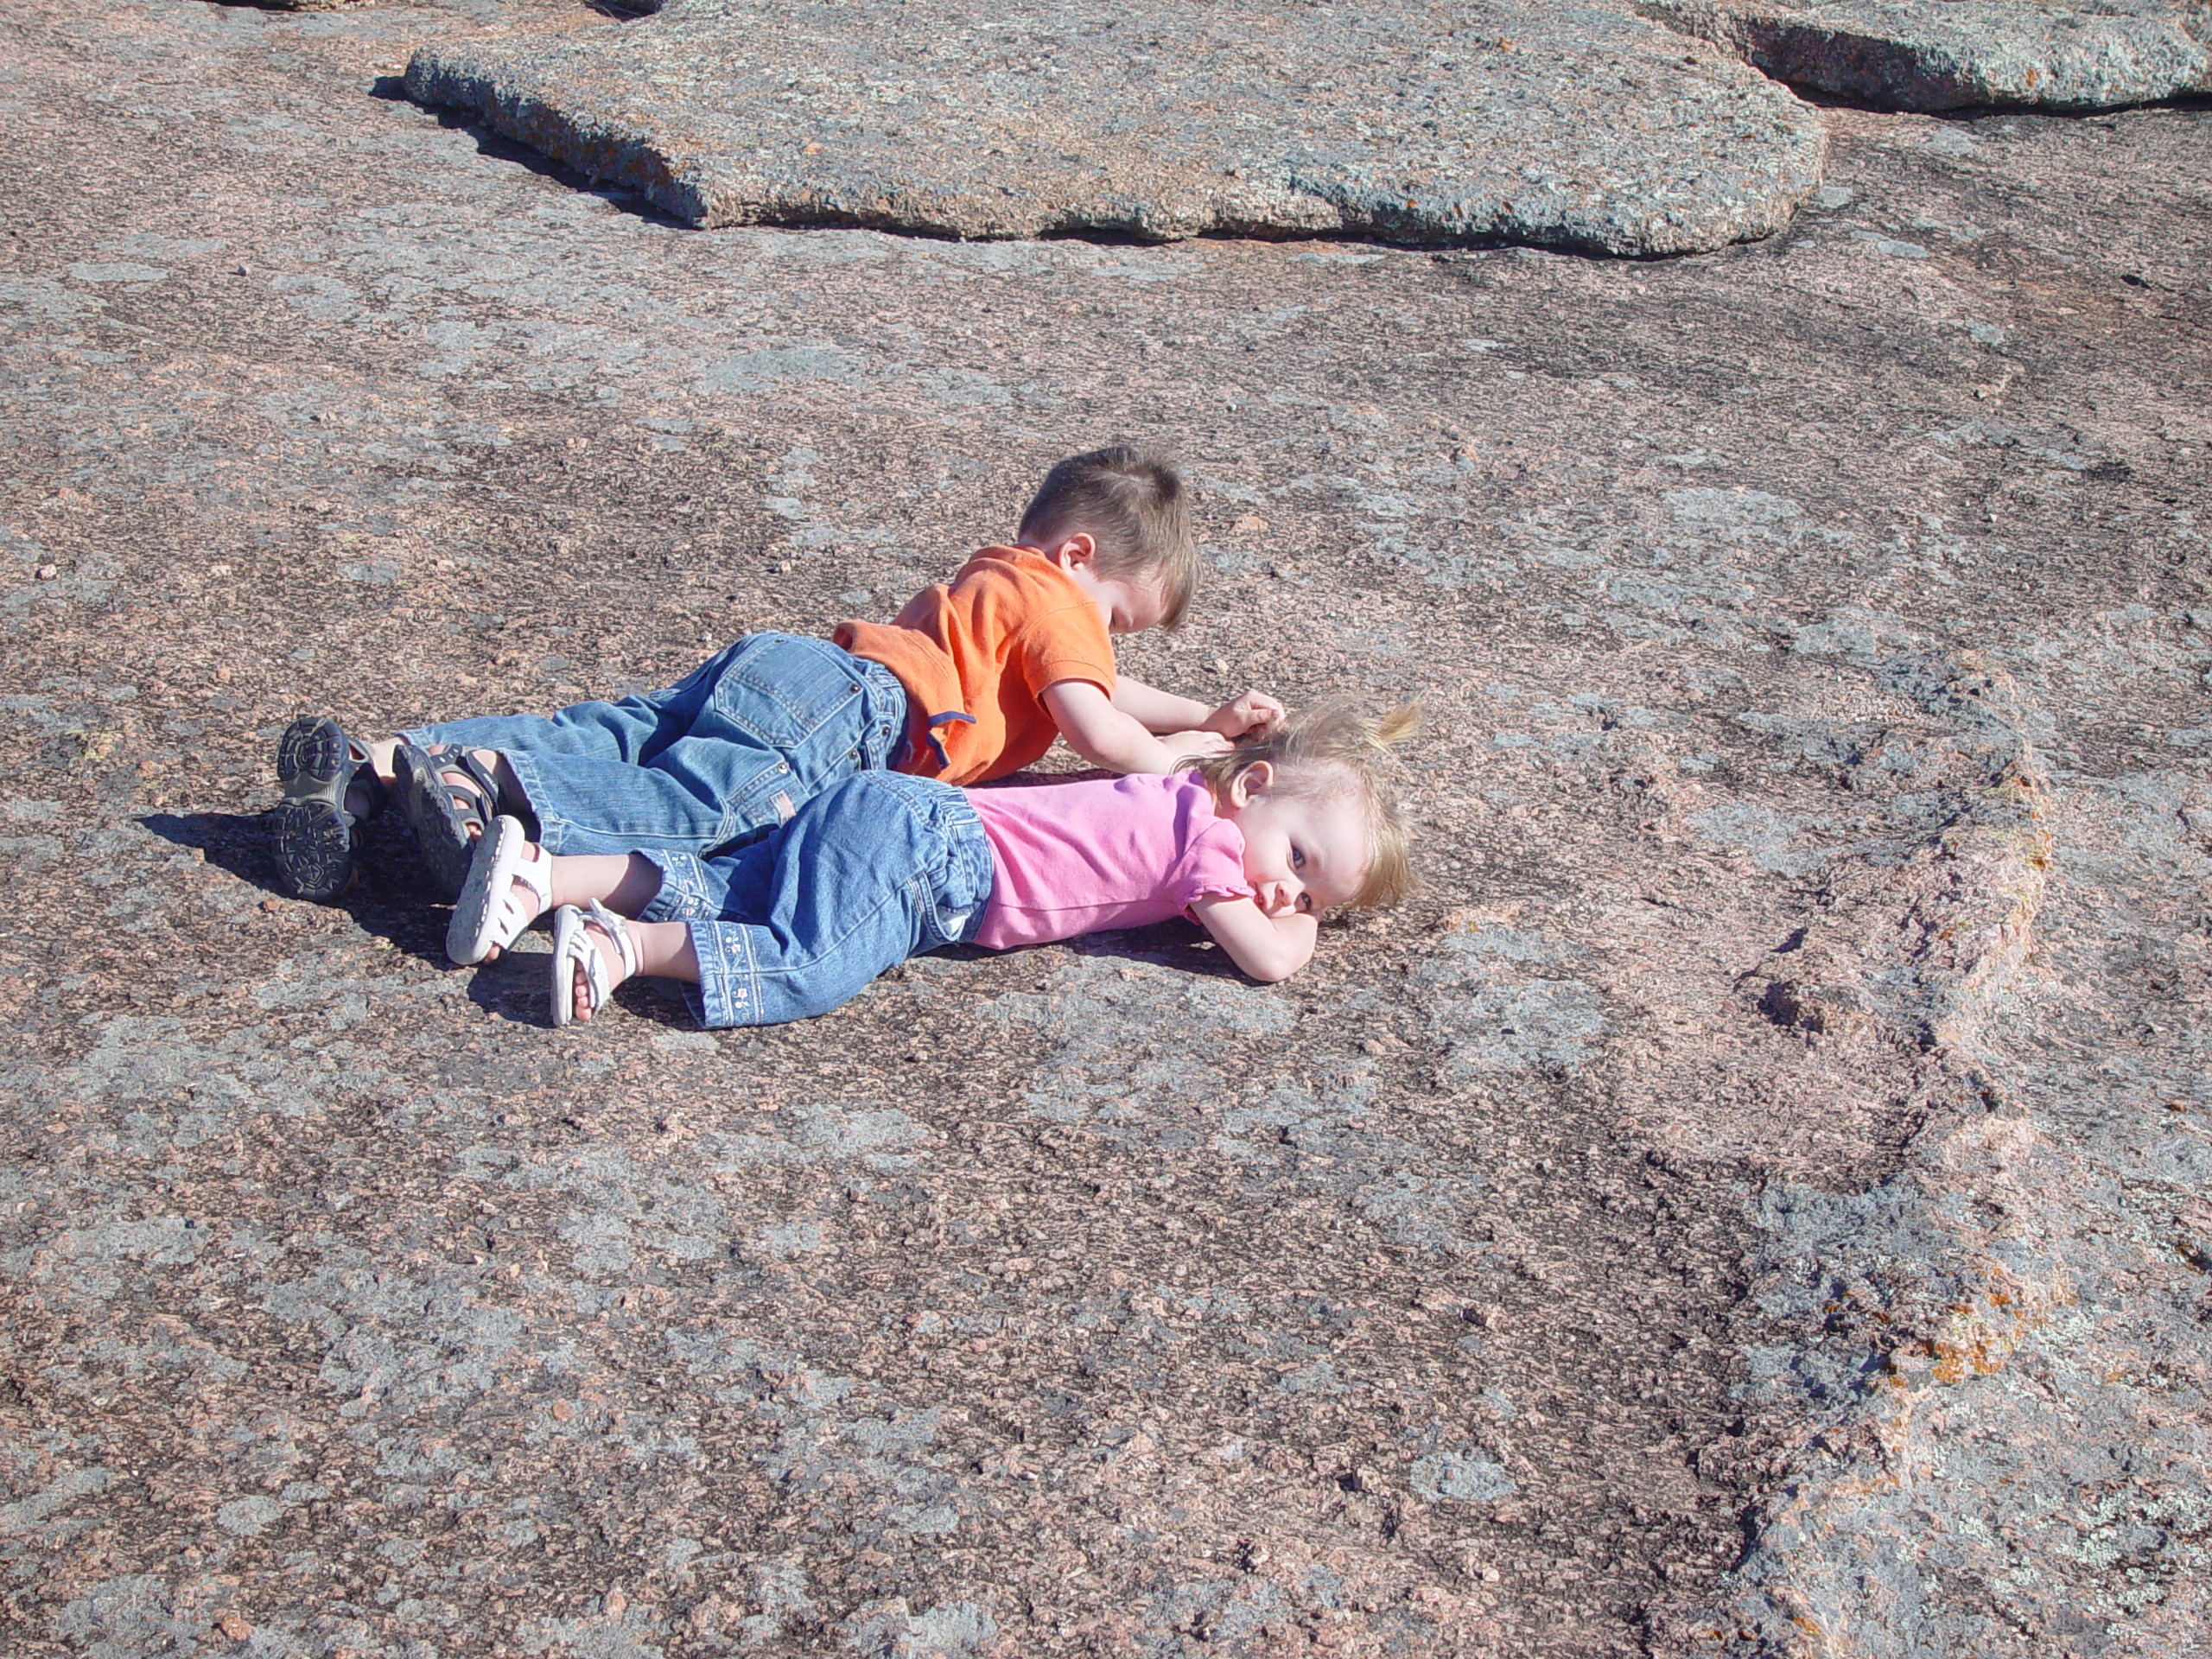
833, 545, 1117, 785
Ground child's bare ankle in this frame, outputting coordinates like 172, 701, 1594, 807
364, 737, 402, 783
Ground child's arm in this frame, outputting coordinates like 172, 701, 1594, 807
1188, 893, 1319, 983
1115, 676, 1285, 741
1043, 679, 1231, 773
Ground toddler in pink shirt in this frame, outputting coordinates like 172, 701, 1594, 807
966, 771, 1255, 950
434, 702, 1416, 1027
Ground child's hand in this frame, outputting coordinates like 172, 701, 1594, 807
1201, 690, 1285, 741
1161, 728, 1234, 761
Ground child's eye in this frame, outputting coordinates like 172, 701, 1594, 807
1292, 847, 1306, 869
1297, 893, 1313, 913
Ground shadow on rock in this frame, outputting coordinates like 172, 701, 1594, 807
407, 99, 694, 229
1065, 921, 1249, 982
138, 810, 457, 969
457, 937, 695, 1031
139, 808, 274, 892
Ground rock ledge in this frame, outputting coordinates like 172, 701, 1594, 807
404, 0, 1827, 256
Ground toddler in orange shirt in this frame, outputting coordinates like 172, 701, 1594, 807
269, 447, 1282, 902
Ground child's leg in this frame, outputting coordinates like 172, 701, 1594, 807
512, 840, 758, 1022
275, 651, 726, 899
374, 634, 753, 884
400, 639, 728, 766
532, 634, 910, 855
450, 839, 696, 1024
434, 634, 910, 861
556, 773, 989, 1028
551, 907, 696, 1027
383, 643, 737, 887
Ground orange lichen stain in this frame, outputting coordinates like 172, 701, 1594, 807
1918, 1269, 2076, 1389
1929, 1339, 2003, 1385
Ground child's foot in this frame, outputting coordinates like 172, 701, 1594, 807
396, 742, 505, 900
551, 900, 639, 1027
267, 715, 381, 902
446, 815, 555, 965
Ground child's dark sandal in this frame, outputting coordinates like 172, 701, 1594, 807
267, 715, 372, 902
396, 741, 504, 901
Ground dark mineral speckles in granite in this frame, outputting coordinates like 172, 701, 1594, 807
1, 2, 2209, 1656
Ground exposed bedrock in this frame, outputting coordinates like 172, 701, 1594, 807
1646, 655, 2212, 1653
402, 0, 1828, 256
1646, 0, 2212, 111
7, 1, 2212, 1653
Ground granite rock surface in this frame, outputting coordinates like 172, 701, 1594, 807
1647, 0, 2212, 111
2, 3, 2209, 1657
402, 0, 1828, 257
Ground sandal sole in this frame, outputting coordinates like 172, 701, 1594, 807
276, 715, 350, 799
550, 905, 595, 1027
447, 816, 525, 965
267, 798, 356, 902
270, 715, 359, 900
396, 744, 481, 902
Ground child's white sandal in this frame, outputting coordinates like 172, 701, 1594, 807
446, 815, 555, 965
550, 900, 639, 1027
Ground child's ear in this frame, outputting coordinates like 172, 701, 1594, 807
1230, 760, 1274, 806
1047, 531, 1096, 570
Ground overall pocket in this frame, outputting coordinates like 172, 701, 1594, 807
707, 634, 866, 752
722, 758, 805, 842
918, 794, 992, 947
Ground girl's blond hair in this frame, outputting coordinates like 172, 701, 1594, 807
1190, 700, 1418, 910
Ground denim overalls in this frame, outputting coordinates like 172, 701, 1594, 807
637, 772, 995, 1027
404, 632, 911, 858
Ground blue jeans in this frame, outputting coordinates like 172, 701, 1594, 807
404, 633, 909, 858
637, 772, 993, 1028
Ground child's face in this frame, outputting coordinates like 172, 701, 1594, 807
1221, 765, 1370, 918
1043, 534, 1169, 635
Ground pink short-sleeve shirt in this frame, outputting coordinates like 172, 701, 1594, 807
969, 772, 1252, 950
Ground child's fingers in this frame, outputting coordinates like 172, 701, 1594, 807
1236, 691, 1287, 731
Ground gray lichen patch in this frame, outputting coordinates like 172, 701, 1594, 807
1646, 0, 2212, 110
403, 0, 1828, 256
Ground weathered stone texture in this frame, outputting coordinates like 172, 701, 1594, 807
3, 2, 2209, 1656
403, 0, 1828, 256
1649, 0, 2212, 110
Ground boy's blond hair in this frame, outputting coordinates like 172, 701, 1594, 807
1190, 700, 1418, 911
1017, 446, 1199, 629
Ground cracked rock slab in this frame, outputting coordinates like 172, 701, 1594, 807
404, 0, 1827, 256
1648, 0, 2212, 110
